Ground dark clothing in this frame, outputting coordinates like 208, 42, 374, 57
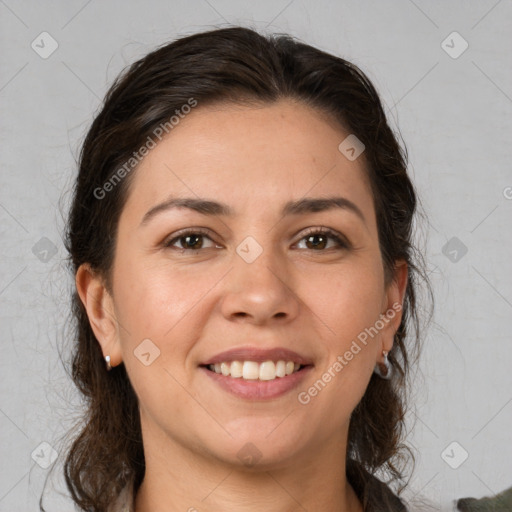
457, 485, 512, 512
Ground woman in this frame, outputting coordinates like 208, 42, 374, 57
55, 26, 431, 511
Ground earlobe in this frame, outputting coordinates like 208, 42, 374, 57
75, 264, 123, 368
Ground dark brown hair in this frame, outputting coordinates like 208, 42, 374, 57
46, 26, 430, 511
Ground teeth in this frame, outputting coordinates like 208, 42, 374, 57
243, 361, 259, 380
230, 360, 243, 378
276, 360, 286, 378
220, 362, 230, 376
259, 361, 275, 381
207, 360, 303, 381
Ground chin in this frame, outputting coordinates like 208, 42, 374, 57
203, 421, 307, 469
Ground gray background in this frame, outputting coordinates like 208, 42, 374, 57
1, 1, 511, 510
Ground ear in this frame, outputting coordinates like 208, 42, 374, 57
380, 259, 408, 353
75, 263, 123, 368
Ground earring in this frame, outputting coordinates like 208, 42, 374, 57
374, 350, 392, 379
105, 355, 112, 371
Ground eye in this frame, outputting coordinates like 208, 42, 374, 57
163, 228, 219, 251
294, 227, 350, 251
163, 226, 350, 253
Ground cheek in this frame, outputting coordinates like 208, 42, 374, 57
112, 255, 218, 369
297, 265, 382, 426
299, 256, 384, 413
112, 261, 202, 408
114, 253, 187, 330
304, 258, 385, 341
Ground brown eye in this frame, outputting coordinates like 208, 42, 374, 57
164, 229, 217, 251
304, 233, 329, 250
296, 228, 349, 251
178, 234, 204, 250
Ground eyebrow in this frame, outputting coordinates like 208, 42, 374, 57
139, 196, 366, 227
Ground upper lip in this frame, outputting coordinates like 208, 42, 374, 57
200, 347, 314, 366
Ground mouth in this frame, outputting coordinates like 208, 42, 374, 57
198, 346, 314, 400
200, 360, 310, 381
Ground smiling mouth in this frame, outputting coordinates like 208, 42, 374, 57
200, 360, 310, 381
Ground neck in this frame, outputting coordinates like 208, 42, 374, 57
134, 420, 363, 512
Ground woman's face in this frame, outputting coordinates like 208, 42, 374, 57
89, 99, 405, 470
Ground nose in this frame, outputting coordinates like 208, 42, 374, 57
220, 247, 300, 325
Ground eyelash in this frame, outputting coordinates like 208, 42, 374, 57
163, 226, 350, 252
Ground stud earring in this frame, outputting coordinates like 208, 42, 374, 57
373, 350, 392, 379
105, 355, 112, 371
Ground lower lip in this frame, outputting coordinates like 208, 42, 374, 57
199, 366, 313, 400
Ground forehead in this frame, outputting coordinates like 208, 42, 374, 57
121, 99, 375, 224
